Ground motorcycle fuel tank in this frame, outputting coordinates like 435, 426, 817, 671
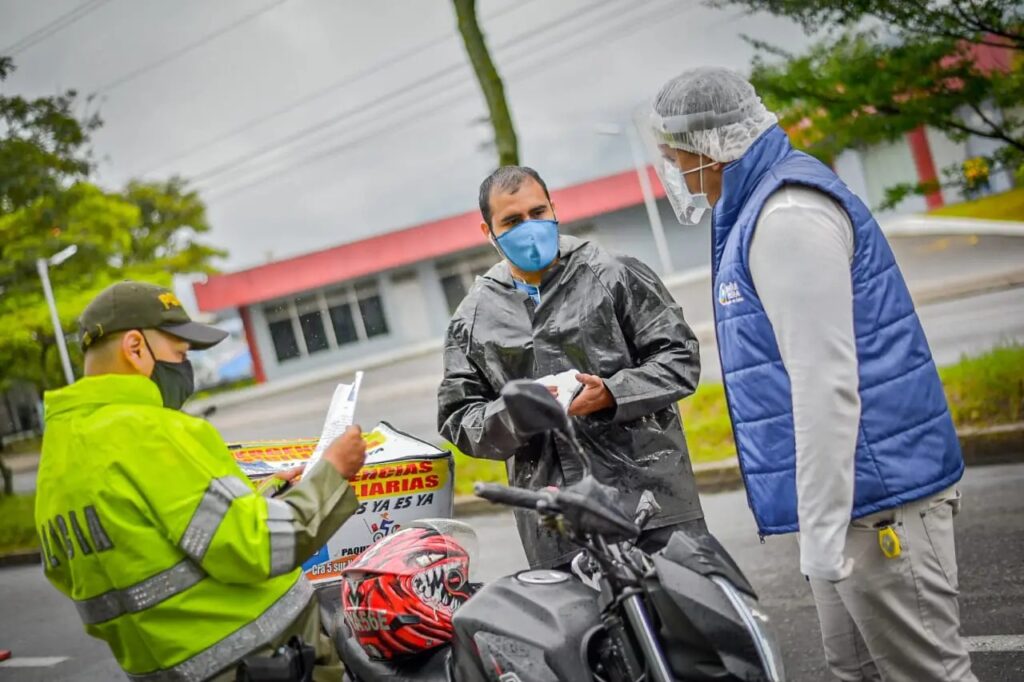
450, 570, 601, 682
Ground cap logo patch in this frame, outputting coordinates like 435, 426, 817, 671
158, 293, 182, 310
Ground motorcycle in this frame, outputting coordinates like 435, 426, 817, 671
333, 380, 786, 681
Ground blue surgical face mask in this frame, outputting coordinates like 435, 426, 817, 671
492, 219, 559, 273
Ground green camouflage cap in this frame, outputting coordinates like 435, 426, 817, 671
79, 281, 228, 351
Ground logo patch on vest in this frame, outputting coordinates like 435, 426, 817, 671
718, 281, 744, 306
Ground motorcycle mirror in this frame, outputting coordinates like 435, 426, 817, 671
501, 380, 570, 436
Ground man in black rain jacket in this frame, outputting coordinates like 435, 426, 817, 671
437, 165, 706, 569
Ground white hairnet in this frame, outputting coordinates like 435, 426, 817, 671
650, 67, 778, 163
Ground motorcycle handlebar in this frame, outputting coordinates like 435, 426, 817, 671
473, 482, 553, 511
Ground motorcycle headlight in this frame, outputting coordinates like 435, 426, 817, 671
710, 576, 786, 682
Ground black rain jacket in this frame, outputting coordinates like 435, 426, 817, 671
438, 236, 705, 568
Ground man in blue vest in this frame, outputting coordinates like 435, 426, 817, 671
646, 67, 975, 681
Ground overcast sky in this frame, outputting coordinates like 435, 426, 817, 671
1, 0, 807, 270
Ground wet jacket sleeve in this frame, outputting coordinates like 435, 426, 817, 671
274, 460, 359, 563
602, 257, 701, 424
437, 320, 524, 460
138, 421, 357, 585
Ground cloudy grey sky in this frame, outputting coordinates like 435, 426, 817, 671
1, 0, 807, 270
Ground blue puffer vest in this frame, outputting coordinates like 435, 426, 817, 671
712, 125, 964, 535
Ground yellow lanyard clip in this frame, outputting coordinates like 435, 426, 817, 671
878, 526, 901, 559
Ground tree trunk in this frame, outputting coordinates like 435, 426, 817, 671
452, 0, 519, 166
0, 460, 11, 496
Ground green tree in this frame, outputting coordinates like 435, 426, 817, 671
713, 0, 1021, 49
0, 56, 98, 211
0, 57, 223, 393
710, 0, 1023, 208
122, 178, 225, 271
452, 0, 520, 166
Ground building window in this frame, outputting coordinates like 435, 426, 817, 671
263, 281, 390, 364
295, 295, 329, 354
327, 299, 359, 346
264, 302, 301, 362
354, 284, 387, 338
440, 274, 467, 316
437, 252, 497, 315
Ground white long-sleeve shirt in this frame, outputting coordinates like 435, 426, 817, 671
748, 185, 861, 582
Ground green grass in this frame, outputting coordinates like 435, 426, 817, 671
441, 442, 507, 496
678, 382, 736, 465
940, 344, 1024, 428
930, 187, 1024, 222
0, 493, 38, 554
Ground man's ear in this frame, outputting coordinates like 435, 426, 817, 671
121, 330, 149, 373
479, 220, 491, 241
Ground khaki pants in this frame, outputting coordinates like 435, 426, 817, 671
809, 487, 976, 682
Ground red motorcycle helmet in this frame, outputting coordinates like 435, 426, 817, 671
339, 520, 476, 661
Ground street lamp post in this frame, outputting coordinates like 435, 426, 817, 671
36, 244, 78, 386
596, 122, 674, 275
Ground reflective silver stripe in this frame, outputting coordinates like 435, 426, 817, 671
75, 560, 205, 625
55, 515, 74, 559
68, 511, 94, 556
265, 499, 297, 577
126, 576, 314, 682
84, 505, 114, 552
179, 476, 251, 561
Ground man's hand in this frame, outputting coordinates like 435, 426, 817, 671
324, 425, 367, 480
568, 374, 615, 417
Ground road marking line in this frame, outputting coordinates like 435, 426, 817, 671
0, 656, 68, 667
966, 635, 1024, 652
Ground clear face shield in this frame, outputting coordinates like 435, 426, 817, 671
638, 105, 747, 226
661, 152, 715, 226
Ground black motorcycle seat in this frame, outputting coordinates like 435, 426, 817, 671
335, 624, 451, 682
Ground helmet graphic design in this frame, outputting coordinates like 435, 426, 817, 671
340, 525, 472, 660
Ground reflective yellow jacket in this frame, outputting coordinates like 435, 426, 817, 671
36, 374, 356, 681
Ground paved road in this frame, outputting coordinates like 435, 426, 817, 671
205, 232, 1024, 446
3, 463, 1022, 680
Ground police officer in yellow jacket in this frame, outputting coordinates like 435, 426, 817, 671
35, 281, 367, 681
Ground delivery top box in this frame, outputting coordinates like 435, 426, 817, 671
228, 421, 454, 586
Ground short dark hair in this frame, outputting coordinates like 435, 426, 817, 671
478, 165, 551, 227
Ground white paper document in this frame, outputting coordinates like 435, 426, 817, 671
306, 371, 364, 469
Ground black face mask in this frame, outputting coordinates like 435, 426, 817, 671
140, 332, 195, 410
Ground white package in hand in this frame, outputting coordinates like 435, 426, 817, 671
535, 369, 582, 411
